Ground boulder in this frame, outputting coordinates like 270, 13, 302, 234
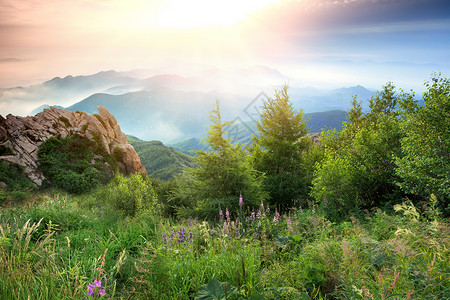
0, 106, 146, 186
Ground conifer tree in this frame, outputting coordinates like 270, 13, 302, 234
251, 85, 310, 209
174, 100, 267, 219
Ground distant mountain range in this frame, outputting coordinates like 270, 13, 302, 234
0, 66, 379, 143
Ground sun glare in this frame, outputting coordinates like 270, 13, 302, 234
152, 0, 280, 28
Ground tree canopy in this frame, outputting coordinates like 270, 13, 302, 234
251, 85, 310, 209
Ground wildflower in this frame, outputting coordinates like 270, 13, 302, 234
177, 228, 187, 243
239, 195, 243, 208
219, 210, 223, 222
312, 208, 315, 214
188, 232, 193, 243
170, 230, 175, 245
87, 280, 105, 297
226, 208, 231, 223
266, 206, 270, 213
256, 209, 262, 219
287, 216, 293, 233
250, 211, 255, 221
324, 199, 328, 206
274, 210, 280, 223
162, 234, 168, 245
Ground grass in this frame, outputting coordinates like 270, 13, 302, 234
0, 192, 449, 299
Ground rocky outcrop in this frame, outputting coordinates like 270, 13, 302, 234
308, 132, 322, 145
0, 106, 146, 186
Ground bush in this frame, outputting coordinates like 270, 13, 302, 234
0, 161, 35, 191
38, 134, 116, 193
96, 173, 160, 217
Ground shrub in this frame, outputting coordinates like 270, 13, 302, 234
0, 161, 35, 191
38, 134, 115, 193
96, 173, 160, 217
58, 116, 71, 127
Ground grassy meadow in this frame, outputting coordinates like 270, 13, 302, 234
1, 190, 448, 299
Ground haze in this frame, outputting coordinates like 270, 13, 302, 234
1, 0, 449, 116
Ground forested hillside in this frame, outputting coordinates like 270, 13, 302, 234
127, 137, 195, 180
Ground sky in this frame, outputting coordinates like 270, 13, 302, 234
0, 0, 449, 114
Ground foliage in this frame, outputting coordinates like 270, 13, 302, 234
128, 138, 195, 180
395, 75, 450, 212
38, 134, 117, 193
1, 192, 448, 299
0, 161, 36, 205
195, 278, 239, 300
251, 85, 310, 209
174, 100, 267, 220
58, 116, 71, 127
95, 172, 159, 217
311, 83, 406, 221
0, 144, 14, 156
0, 160, 35, 191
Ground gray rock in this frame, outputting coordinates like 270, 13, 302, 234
0, 106, 146, 186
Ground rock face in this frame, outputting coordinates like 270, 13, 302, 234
0, 106, 146, 186
308, 132, 322, 145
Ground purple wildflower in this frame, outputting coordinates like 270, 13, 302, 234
219, 210, 223, 222
177, 228, 186, 243
251, 211, 255, 221
312, 208, 315, 214
256, 209, 262, 219
87, 280, 105, 297
239, 195, 243, 208
225, 208, 230, 223
170, 230, 175, 245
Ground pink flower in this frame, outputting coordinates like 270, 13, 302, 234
274, 210, 280, 223
239, 195, 243, 208
287, 216, 293, 233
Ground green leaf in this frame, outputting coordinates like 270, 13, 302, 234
195, 278, 238, 300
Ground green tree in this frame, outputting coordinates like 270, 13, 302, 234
311, 83, 406, 221
251, 85, 310, 209
174, 100, 267, 219
395, 75, 450, 211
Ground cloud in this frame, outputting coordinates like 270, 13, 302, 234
0, 58, 25, 63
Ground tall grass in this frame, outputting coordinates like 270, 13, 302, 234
0, 193, 448, 299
